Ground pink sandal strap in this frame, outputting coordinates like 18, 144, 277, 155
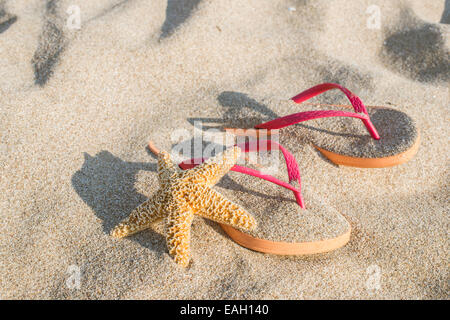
178, 140, 305, 208
255, 83, 380, 140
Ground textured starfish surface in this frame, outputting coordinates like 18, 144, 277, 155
111, 146, 256, 267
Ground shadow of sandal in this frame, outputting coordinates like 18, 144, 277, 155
71, 151, 166, 254
187, 91, 275, 131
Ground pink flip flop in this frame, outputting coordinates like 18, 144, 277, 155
226, 83, 420, 168
149, 140, 351, 256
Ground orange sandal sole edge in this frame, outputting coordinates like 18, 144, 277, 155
224, 127, 420, 169
314, 130, 420, 168
220, 223, 351, 255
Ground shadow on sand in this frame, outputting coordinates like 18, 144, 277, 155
441, 0, 450, 24
0, 4, 17, 34
31, 0, 65, 86
160, 0, 201, 39
71, 150, 168, 254
381, 9, 450, 83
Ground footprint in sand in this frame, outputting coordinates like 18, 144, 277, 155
31, 0, 65, 86
381, 8, 450, 83
0, 3, 17, 34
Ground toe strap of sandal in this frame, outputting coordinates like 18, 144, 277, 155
176, 140, 306, 209
234, 140, 305, 208
255, 83, 380, 140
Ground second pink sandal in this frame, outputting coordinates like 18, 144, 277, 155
148, 140, 351, 261
226, 83, 420, 168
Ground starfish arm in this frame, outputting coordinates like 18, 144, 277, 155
165, 203, 194, 268
192, 186, 256, 231
158, 151, 180, 185
183, 146, 241, 186
111, 189, 166, 238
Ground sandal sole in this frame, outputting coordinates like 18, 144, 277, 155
220, 222, 351, 255
315, 130, 420, 168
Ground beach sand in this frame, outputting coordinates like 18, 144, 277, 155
0, 0, 448, 299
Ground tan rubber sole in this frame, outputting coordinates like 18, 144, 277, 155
220, 223, 351, 255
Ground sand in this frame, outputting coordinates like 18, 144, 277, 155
0, 0, 448, 299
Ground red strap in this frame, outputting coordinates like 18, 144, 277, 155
254, 110, 369, 129
255, 83, 380, 140
178, 140, 305, 208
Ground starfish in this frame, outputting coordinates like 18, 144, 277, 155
111, 146, 257, 267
